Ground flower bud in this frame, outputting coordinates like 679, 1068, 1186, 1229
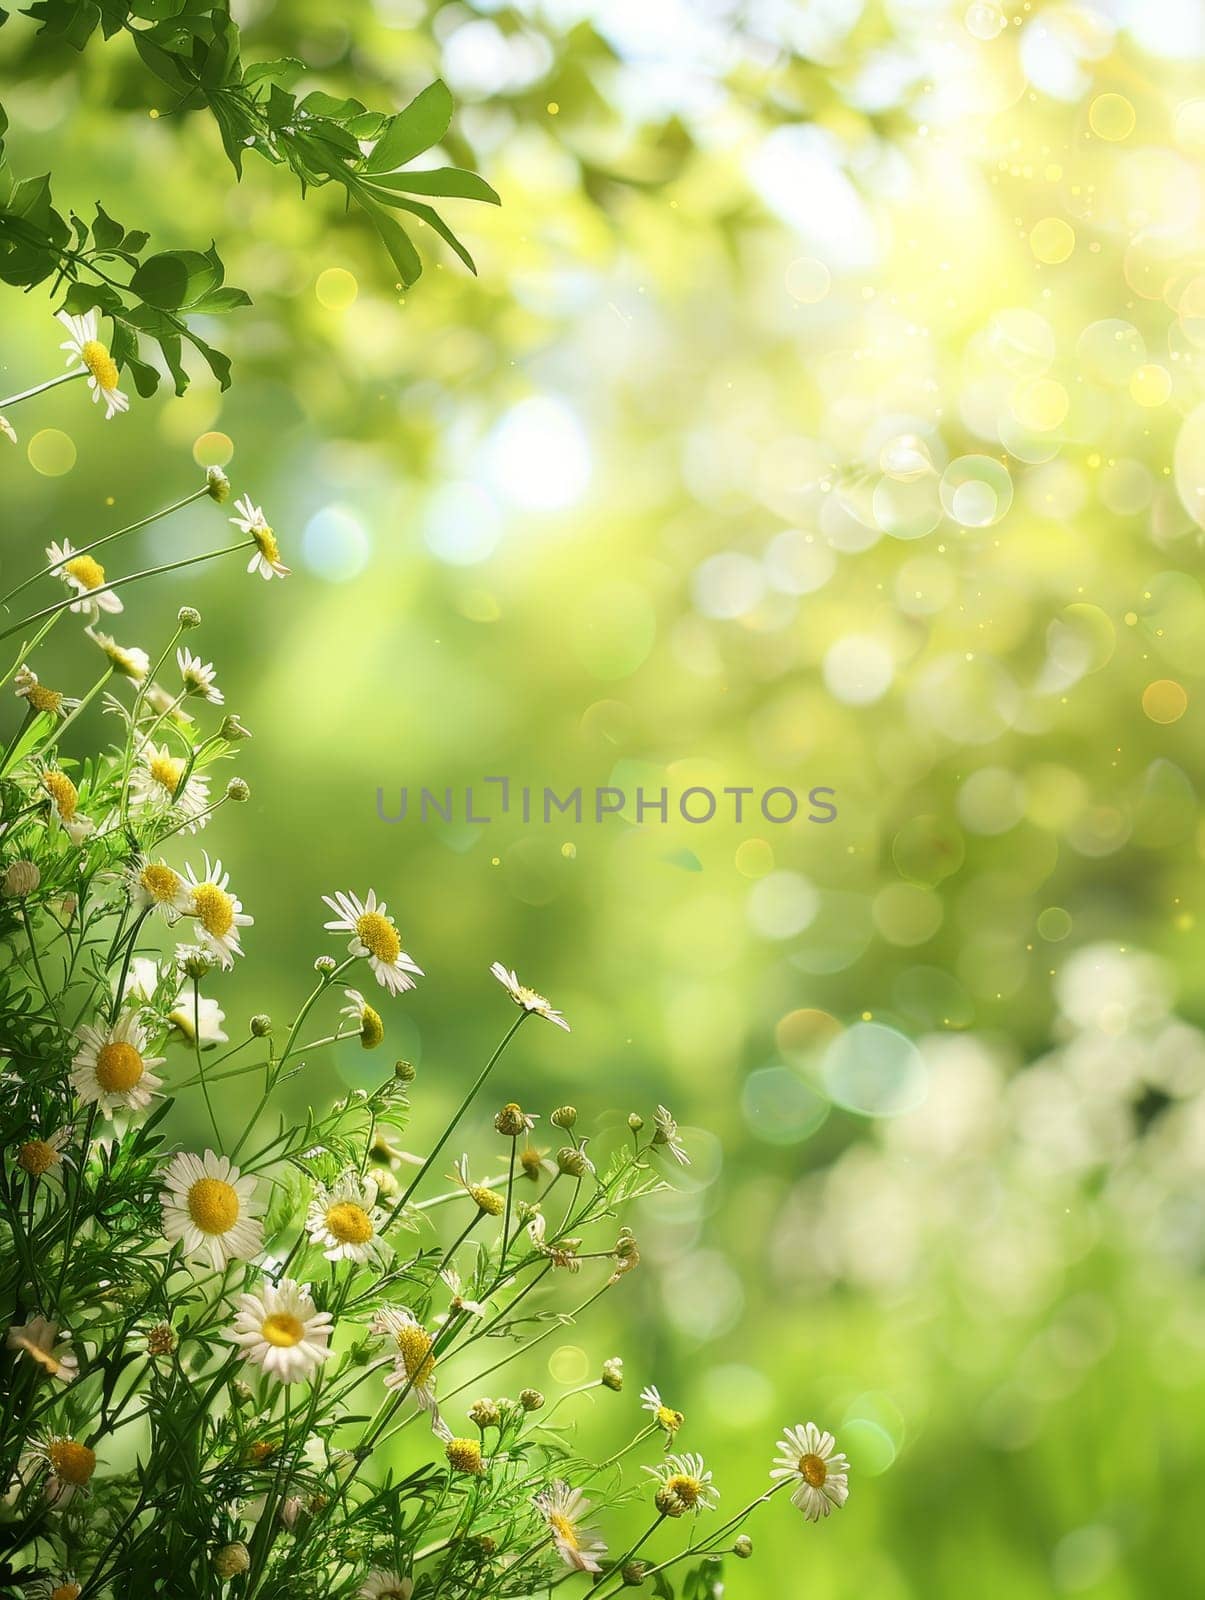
476, 1534, 497, 1557
601, 1357, 624, 1391
250, 1014, 273, 1037
627, 1112, 644, 1132
231, 1379, 255, 1406
145, 1322, 175, 1356
2, 860, 40, 897
468, 1398, 500, 1429
556, 1146, 589, 1178
550, 1105, 577, 1129
226, 777, 250, 802
314, 956, 337, 975
218, 713, 252, 742
178, 945, 215, 980
734, 1534, 753, 1558
655, 1485, 686, 1518
213, 1542, 250, 1580
394, 1058, 416, 1081
622, 1562, 647, 1586
494, 1102, 529, 1137
177, 606, 201, 629
519, 1388, 544, 1412
205, 466, 231, 502
445, 1437, 484, 1475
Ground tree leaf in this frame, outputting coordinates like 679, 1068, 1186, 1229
364, 80, 453, 174
362, 166, 499, 205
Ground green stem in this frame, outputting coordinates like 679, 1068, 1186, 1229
0, 368, 82, 410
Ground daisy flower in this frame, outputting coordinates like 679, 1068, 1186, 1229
39, 768, 94, 844
45, 539, 122, 619
490, 962, 570, 1030
16, 1126, 73, 1182
371, 1307, 438, 1411
176, 646, 223, 704
57, 307, 129, 418
182, 854, 252, 967
123, 956, 227, 1045
641, 1384, 684, 1438
125, 856, 192, 921
24, 1574, 81, 1600
86, 626, 149, 682
14, 665, 79, 720
358, 1573, 413, 1600
145, 680, 194, 728
644, 1452, 719, 1517
652, 1104, 690, 1167
6, 1316, 78, 1384
70, 1010, 164, 1115
229, 1278, 332, 1385
341, 988, 384, 1049
306, 1169, 389, 1265
771, 1422, 850, 1521
322, 889, 423, 996
23, 1434, 97, 1506
161, 1150, 265, 1269
535, 1481, 607, 1574
128, 742, 211, 832
231, 494, 290, 581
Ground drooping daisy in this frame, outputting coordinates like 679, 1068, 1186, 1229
16, 1126, 73, 1182
651, 1104, 690, 1167
57, 308, 129, 418
229, 1278, 332, 1384
39, 768, 95, 844
358, 1573, 413, 1600
6, 1316, 78, 1384
535, 1481, 607, 1574
144, 680, 194, 728
770, 1422, 850, 1522
125, 855, 192, 921
176, 646, 223, 704
45, 539, 122, 619
182, 855, 252, 967
161, 1150, 265, 1269
24, 1434, 97, 1505
439, 1266, 487, 1318
641, 1385, 684, 1439
306, 1170, 389, 1265
14, 665, 79, 720
231, 494, 291, 581
450, 1154, 504, 1218
123, 956, 227, 1045
70, 1010, 164, 1115
322, 889, 423, 996
644, 1452, 719, 1517
372, 1307, 438, 1411
341, 988, 384, 1049
86, 626, 149, 682
490, 962, 570, 1031
128, 742, 211, 832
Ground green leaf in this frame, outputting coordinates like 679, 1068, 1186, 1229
364, 79, 453, 174
362, 166, 499, 205
365, 202, 422, 287
364, 190, 477, 275
91, 201, 124, 249
130, 250, 190, 308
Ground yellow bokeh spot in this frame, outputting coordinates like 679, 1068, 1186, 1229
785, 257, 832, 304
561, 841, 577, 859
1142, 679, 1188, 724
735, 838, 775, 878
546, 101, 560, 115
315, 267, 359, 310
27, 428, 76, 476
193, 430, 234, 467
1012, 377, 1068, 432
1089, 93, 1136, 142
1129, 364, 1172, 407
548, 1343, 588, 1383
1029, 216, 1075, 265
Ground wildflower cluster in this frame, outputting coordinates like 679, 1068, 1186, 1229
0, 345, 849, 1598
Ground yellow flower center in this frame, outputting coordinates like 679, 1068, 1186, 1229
192, 882, 235, 937
28, 683, 64, 715
359, 1004, 384, 1049
149, 753, 185, 796
666, 1474, 702, 1507
64, 552, 105, 590
325, 1200, 374, 1245
51, 1584, 82, 1600
140, 863, 181, 903
445, 1436, 483, 1474
261, 1312, 305, 1348
394, 1323, 435, 1385
94, 1040, 144, 1092
187, 1176, 240, 1234
252, 524, 281, 563
799, 1452, 828, 1488
47, 1438, 96, 1486
470, 1184, 505, 1217
656, 1405, 681, 1432
247, 1440, 278, 1463
42, 771, 78, 821
355, 910, 400, 964
80, 339, 119, 391
548, 1511, 579, 1549
18, 1138, 59, 1176
520, 1146, 543, 1180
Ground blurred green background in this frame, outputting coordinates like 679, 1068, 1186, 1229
4, 0, 1205, 1593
